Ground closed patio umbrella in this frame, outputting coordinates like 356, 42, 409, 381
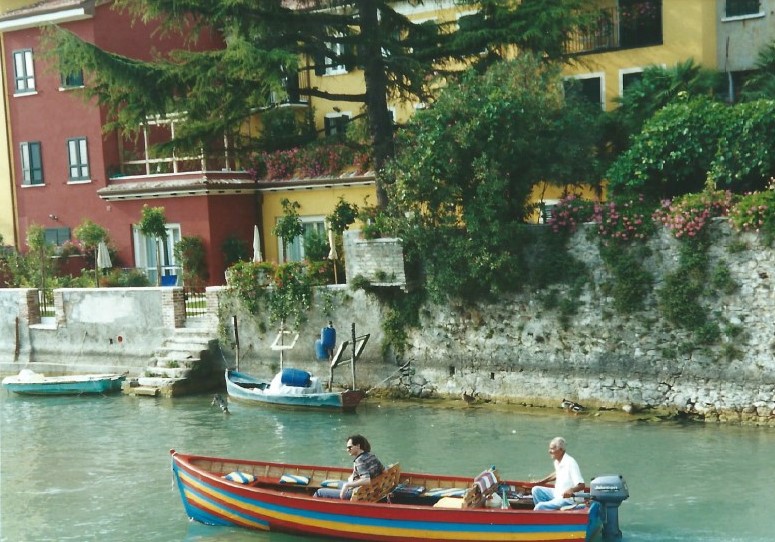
252, 225, 263, 263
328, 227, 338, 284
96, 240, 112, 286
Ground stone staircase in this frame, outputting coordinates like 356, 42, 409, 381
123, 320, 224, 397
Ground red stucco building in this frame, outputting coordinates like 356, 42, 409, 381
1, 0, 258, 285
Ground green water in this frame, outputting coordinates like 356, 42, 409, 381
1, 391, 774, 542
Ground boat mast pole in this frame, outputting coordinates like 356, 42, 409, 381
233, 315, 240, 371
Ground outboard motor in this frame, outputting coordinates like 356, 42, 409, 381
589, 475, 629, 541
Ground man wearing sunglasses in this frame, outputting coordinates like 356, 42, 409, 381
314, 434, 385, 499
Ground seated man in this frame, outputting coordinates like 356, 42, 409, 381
314, 434, 384, 499
531, 437, 584, 510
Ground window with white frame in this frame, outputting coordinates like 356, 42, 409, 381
620, 68, 644, 97
13, 49, 35, 93
20, 141, 43, 185
67, 137, 90, 181
132, 224, 182, 284
60, 69, 84, 89
279, 217, 326, 262
564, 73, 605, 110
325, 39, 347, 75
725, 0, 761, 17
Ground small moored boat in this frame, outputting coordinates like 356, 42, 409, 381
170, 450, 629, 542
1, 369, 126, 395
225, 368, 365, 411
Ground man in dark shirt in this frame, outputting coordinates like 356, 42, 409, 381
314, 434, 384, 499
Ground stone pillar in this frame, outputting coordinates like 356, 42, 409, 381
161, 287, 186, 328
343, 230, 407, 289
54, 289, 66, 327
23, 289, 41, 325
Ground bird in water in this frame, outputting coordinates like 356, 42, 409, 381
462, 390, 478, 404
211, 393, 230, 414
561, 399, 584, 413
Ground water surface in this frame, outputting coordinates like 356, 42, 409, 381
1, 391, 773, 542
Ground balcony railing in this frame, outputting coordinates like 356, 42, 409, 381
566, 1, 663, 55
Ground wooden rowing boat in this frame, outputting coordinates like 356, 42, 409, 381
170, 450, 629, 541
224, 369, 365, 411
1, 369, 126, 395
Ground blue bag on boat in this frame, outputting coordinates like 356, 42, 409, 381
280, 368, 311, 388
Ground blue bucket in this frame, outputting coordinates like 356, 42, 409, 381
280, 368, 311, 388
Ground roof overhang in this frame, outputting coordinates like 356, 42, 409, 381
256, 173, 376, 192
0, 1, 96, 31
97, 172, 258, 201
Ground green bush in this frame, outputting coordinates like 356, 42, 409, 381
728, 184, 775, 245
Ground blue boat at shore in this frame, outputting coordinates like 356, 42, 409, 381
1, 369, 126, 395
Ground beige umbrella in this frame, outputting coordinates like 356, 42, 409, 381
252, 225, 263, 263
327, 227, 338, 284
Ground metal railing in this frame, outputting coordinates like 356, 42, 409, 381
566, 1, 663, 55
184, 288, 207, 318
38, 289, 54, 318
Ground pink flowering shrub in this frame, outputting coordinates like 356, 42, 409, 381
594, 197, 655, 242
250, 144, 370, 180
728, 179, 775, 245
652, 190, 734, 239
547, 195, 596, 233
263, 149, 299, 179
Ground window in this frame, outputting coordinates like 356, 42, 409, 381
61, 69, 84, 88
324, 113, 350, 137
132, 224, 182, 284
564, 74, 605, 110
20, 142, 43, 185
324, 39, 347, 75
44, 228, 71, 246
13, 49, 35, 93
725, 0, 760, 17
279, 218, 326, 262
620, 69, 644, 97
67, 138, 90, 181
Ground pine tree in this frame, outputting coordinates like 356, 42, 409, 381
48, 0, 590, 208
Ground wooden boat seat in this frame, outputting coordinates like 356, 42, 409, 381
350, 463, 400, 503
462, 467, 502, 508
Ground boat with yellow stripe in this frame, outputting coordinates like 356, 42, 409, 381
170, 450, 629, 542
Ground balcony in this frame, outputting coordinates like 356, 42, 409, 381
566, 1, 663, 55
268, 70, 311, 107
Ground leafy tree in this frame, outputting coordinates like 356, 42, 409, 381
383, 54, 603, 299
73, 219, 110, 283
46, 0, 591, 208
741, 41, 775, 101
138, 205, 168, 285
271, 199, 303, 262
709, 100, 775, 192
25, 224, 56, 292
606, 97, 729, 200
174, 235, 209, 289
606, 59, 723, 154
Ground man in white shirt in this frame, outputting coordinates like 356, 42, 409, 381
531, 436, 585, 510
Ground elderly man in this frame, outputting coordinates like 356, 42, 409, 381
531, 436, 585, 510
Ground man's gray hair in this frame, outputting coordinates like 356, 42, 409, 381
550, 437, 567, 450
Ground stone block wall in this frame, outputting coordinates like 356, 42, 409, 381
343, 230, 406, 288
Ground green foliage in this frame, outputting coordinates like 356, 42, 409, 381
594, 197, 656, 242
547, 196, 596, 234
599, 244, 653, 314
258, 107, 316, 152
226, 261, 274, 315
709, 100, 775, 193
272, 199, 303, 262
174, 236, 209, 289
607, 97, 729, 200
728, 184, 775, 245
100, 268, 151, 287
267, 262, 313, 328
710, 263, 738, 295
608, 59, 723, 152
741, 42, 775, 101
326, 197, 359, 235
73, 219, 108, 249
303, 229, 329, 262
222, 235, 250, 267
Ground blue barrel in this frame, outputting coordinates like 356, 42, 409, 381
321, 326, 336, 350
280, 368, 311, 387
314, 339, 328, 361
